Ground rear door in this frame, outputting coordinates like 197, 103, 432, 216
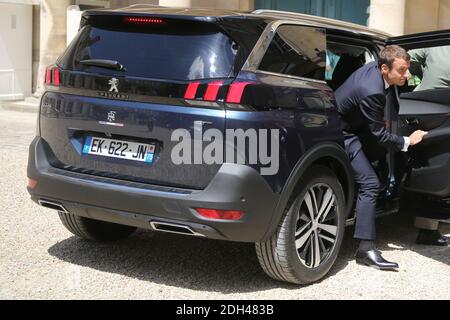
387, 30, 450, 197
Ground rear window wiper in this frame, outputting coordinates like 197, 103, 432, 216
78, 59, 126, 71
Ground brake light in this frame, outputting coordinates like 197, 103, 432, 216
53, 68, 60, 86
184, 81, 253, 104
44, 66, 61, 86
195, 208, 244, 221
45, 68, 51, 85
184, 82, 200, 100
226, 82, 254, 104
203, 81, 223, 101
124, 17, 166, 25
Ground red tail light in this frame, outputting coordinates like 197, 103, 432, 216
203, 81, 223, 101
124, 17, 166, 25
226, 82, 254, 103
184, 81, 253, 104
45, 68, 52, 85
195, 208, 244, 221
184, 82, 200, 100
27, 178, 37, 189
45, 66, 61, 86
53, 68, 60, 86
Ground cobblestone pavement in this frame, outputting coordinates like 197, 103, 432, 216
0, 108, 449, 300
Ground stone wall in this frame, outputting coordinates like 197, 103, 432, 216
109, 0, 253, 10
32, 4, 39, 93
369, 0, 450, 36
368, 0, 406, 36
36, 0, 75, 93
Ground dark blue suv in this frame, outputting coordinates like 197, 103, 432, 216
27, 6, 450, 284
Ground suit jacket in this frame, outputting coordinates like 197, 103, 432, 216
334, 61, 405, 161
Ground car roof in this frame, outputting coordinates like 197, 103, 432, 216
84, 5, 391, 40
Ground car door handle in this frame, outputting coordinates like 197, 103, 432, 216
404, 118, 419, 126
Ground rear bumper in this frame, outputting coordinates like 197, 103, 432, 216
27, 137, 280, 242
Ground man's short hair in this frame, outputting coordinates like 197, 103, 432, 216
378, 45, 410, 69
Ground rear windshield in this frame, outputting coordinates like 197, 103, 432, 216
58, 16, 240, 81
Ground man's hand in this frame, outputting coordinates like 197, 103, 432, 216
409, 130, 428, 146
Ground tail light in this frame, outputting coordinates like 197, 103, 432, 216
195, 208, 244, 221
226, 82, 254, 104
44, 66, 61, 86
184, 82, 200, 100
27, 178, 37, 189
53, 68, 60, 86
203, 81, 223, 101
45, 68, 52, 85
184, 81, 254, 104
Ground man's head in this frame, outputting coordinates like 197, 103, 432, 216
379, 45, 410, 86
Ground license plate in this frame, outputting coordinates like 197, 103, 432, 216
82, 136, 155, 163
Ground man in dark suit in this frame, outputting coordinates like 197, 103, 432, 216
335, 45, 428, 270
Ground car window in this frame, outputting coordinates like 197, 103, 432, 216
405, 45, 450, 92
325, 41, 375, 90
58, 18, 240, 81
258, 25, 326, 81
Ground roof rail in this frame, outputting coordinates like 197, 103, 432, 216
253, 9, 311, 17
252, 9, 357, 26
126, 4, 168, 9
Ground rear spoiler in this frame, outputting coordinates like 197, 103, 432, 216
80, 12, 217, 30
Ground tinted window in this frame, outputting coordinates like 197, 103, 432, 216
407, 45, 450, 91
325, 41, 375, 90
58, 18, 239, 81
258, 25, 326, 80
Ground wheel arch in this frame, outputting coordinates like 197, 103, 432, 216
261, 142, 354, 241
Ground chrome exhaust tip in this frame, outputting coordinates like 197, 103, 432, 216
38, 199, 69, 213
150, 221, 205, 237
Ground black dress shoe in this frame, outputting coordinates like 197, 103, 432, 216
355, 249, 399, 270
416, 229, 450, 246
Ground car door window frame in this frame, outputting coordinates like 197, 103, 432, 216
386, 29, 450, 50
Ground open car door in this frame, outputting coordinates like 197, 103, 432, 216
386, 30, 450, 203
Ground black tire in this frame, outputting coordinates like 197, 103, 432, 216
58, 212, 136, 241
255, 165, 346, 285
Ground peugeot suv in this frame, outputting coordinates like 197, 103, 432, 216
27, 5, 450, 284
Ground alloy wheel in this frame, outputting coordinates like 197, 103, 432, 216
294, 183, 339, 268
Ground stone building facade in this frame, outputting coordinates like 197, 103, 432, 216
1, 0, 449, 99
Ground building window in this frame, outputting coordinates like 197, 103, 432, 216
254, 0, 370, 26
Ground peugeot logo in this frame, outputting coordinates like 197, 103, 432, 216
98, 77, 129, 100
108, 78, 119, 92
